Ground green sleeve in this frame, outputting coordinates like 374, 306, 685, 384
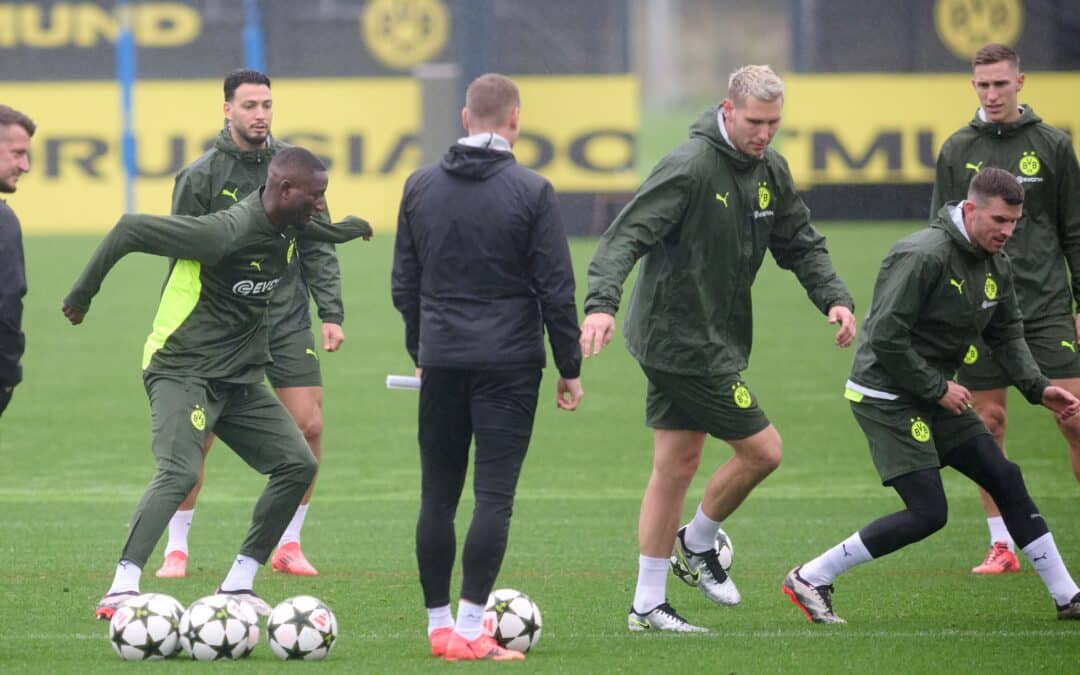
64, 212, 233, 314
584, 162, 691, 315
865, 248, 949, 403
1055, 140, 1080, 311
929, 141, 958, 217
297, 209, 345, 325
296, 214, 372, 244
171, 166, 211, 217
768, 168, 854, 314
983, 278, 1050, 404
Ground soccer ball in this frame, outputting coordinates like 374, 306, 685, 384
179, 594, 258, 660
715, 526, 734, 571
108, 593, 184, 661
483, 588, 542, 653
267, 595, 338, 660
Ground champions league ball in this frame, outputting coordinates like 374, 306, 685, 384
267, 595, 338, 660
108, 593, 185, 661
179, 595, 258, 660
483, 588, 542, 653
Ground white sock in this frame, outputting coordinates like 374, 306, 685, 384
219, 554, 260, 592
987, 516, 1015, 551
800, 532, 873, 587
427, 605, 454, 636
454, 600, 485, 640
1022, 532, 1080, 605
165, 509, 194, 555
683, 503, 722, 553
278, 504, 309, 547
108, 559, 142, 595
632, 555, 669, 613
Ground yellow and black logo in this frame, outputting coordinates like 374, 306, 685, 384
361, 0, 450, 71
190, 405, 206, 431
933, 0, 1023, 61
963, 344, 979, 365
1018, 151, 1040, 176
984, 274, 998, 301
732, 382, 753, 409
910, 417, 931, 443
757, 182, 771, 210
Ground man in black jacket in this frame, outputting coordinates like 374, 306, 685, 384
0, 105, 34, 419
392, 73, 583, 662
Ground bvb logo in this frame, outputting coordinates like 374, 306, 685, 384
1018, 151, 1040, 177
933, 0, 1023, 61
984, 275, 998, 300
910, 418, 931, 443
732, 383, 753, 409
757, 182, 771, 210
963, 344, 979, 365
362, 0, 450, 71
190, 405, 206, 431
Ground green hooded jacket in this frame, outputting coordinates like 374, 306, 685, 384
171, 128, 345, 337
848, 204, 1048, 405
64, 192, 370, 383
930, 105, 1080, 323
585, 108, 854, 375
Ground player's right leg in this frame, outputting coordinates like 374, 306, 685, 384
155, 434, 213, 578
97, 375, 215, 619
414, 368, 473, 656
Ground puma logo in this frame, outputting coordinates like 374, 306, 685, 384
1063, 341, 1077, 353
1032, 552, 1049, 563
949, 278, 965, 295
965, 161, 983, 173
842, 544, 852, 558
715, 192, 730, 207
221, 186, 240, 202
249, 260, 262, 271
305, 348, 318, 360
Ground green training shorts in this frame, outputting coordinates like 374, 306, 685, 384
958, 314, 1080, 390
267, 328, 322, 388
642, 365, 770, 441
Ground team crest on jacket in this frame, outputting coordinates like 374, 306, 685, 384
910, 417, 930, 443
732, 382, 752, 409
963, 345, 979, 365
1019, 151, 1040, 177
757, 182, 771, 210
984, 274, 998, 301
191, 405, 207, 431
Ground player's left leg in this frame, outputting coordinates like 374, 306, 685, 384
213, 382, 317, 616
943, 433, 1080, 618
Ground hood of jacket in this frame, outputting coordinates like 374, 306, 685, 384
688, 107, 760, 172
930, 202, 989, 260
213, 126, 280, 164
968, 104, 1042, 139
440, 143, 517, 180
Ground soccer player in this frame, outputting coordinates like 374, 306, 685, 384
61, 148, 372, 620
783, 168, 1080, 623
154, 69, 364, 579
580, 65, 856, 632
0, 106, 33, 418
931, 43, 1080, 575
392, 73, 583, 660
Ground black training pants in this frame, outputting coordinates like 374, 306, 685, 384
415, 367, 541, 607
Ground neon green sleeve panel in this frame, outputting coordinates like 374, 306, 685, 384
143, 259, 202, 370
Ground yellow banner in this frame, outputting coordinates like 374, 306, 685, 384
10, 75, 638, 233
780, 73, 1080, 187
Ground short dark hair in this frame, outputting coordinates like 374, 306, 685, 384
0, 105, 36, 136
465, 73, 520, 126
968, 166, 1024, 206
973, 43, 1019, 70
270, 146, 326, 174
224, 69, 271, 101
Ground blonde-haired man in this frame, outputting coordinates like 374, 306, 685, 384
581, 65, 856, 631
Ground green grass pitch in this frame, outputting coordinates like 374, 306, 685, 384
2, 223, 1078, 672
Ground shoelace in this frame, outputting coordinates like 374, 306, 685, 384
699, 549, 729, 583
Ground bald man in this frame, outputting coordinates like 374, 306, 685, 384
62, 147, 372, 620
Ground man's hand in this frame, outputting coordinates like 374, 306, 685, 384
828, 305, 856, 347
937, 380, 973, 414
61, 303, 85, 325
579, 313, 615, 358
1042, 385, 1080, 422
322, 323, 345, 351
557, 377, 583, 411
